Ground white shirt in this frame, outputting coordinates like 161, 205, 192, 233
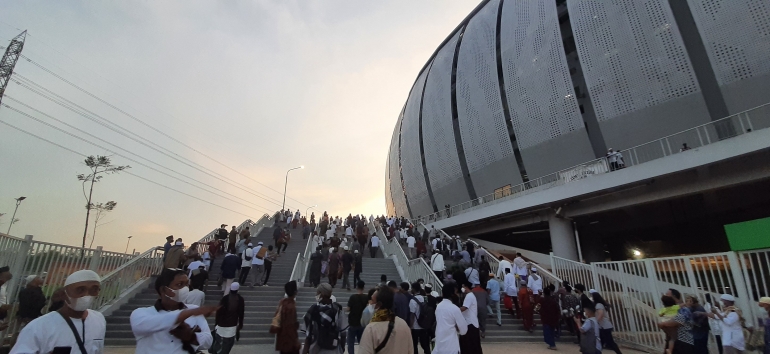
130, 304, 213, 354
430, 253, 445, 271
187, 261, 204, 277
241, 248, 253, 267
251, 246, 264, 265
406, 236, 416, 248
331, 224, 337, 233
11, 310, 106, 354
345, 227, 354, 236
497, 260, 512, 278
703, 303, 722, 335
433, 299, 467, 354
0, 283, 7, 305
504, 273, 518, 296
325, 230, 334, 240
461, 292, 479, 328
718, 310, 745, 350
431, 238, 439, 249
371, 236, 380, 247
527, 274, 543, 294
409, 295, 424, 330
184, 289, 206, 307
215, 325, 237, 338
513, 257, 528, 276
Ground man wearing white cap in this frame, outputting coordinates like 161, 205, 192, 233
707, 294, 745, 353
213, 282, 244, 354
11, 270, 106, 354
131, 268, 217, 354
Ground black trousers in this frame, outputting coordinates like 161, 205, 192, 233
459, 324, 482, 354
264, 260, 273, 284
238, 266, 250, 284
411, 329, 430, 354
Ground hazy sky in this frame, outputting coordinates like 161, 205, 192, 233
0, 1, 478, 253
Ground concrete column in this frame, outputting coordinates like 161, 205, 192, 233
549, 214, 579, 260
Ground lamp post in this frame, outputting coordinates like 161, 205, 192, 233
6, 196, 26, 235
306, 204, 317, 217
125, 235, 133, 254
282, 166, 304, 211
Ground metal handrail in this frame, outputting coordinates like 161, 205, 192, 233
289, 219, 320, 286
374, 220, 443, 292
424, 223, 562, 289
414, 102, 770, 224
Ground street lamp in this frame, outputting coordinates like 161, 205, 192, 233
125, 235, 133, 254
306, 204, 317, 217
6, 196, 26, 235
282, 166, 304, 211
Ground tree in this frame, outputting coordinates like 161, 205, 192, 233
77, 155, 129, 250
88, 201, 117, 248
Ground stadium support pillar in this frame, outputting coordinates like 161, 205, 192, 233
549, 214, 579, 261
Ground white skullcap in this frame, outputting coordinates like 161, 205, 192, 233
354, 250, 359, 253
25, 275, 38, 284
257, 241, 263, 245
248, 243, 253, 246
231, 282, 240, 291
64, 270, 101, 286
589, 289, 597, 294
431, 291, 439, 297
343, 246, 349, 250
720, 294, 735, 302
531, 268, 537, 273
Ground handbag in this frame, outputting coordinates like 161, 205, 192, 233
747, 325, 765, 351
269, 304, 282, 334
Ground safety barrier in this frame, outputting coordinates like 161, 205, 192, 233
551, 248, 770, 352
289, 220, 320, 286
415, 102, 770, 225
373, 220, 443, 292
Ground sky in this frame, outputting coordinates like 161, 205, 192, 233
0, 1, 479, 254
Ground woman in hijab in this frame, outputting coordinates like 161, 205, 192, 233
274, 281, 300, 354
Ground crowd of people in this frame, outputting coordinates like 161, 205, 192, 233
3, 210, 770, 354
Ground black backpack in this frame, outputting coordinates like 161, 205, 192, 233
416, 298, 436, 329
311, 303, 341, 350
435, 239, 443, 251
242, 249, 253, 262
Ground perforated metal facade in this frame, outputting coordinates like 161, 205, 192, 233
568, 0, 700, 122
456, 0, 514, 174
500, 0, 583, 149
400, 66, 433, 215
422, 32, 467, 200
685, 0, 770, 86
385, 0, 770, 218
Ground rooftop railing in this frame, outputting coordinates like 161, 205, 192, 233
415, 102, 770, 225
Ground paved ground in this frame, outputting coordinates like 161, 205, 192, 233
106, 342, 649, 354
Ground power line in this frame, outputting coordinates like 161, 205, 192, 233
10, 76, 301, 211
0, 118, 259, 219
12, 50, 312, 208
2, 98, 275, 215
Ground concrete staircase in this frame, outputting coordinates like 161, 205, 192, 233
104, 221, 405, 346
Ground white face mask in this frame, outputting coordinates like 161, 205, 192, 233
166, 286, 190, 302
316, 294, 322, 303
66, 290, 94, 312
462, 287, 468, 293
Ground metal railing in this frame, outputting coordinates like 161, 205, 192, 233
373, 220, 443, 292
426, 224, 561, 288
415, 102, 770, 224
94, 246, 165, 310
550, 248, 770, 352
289, 220, 320, 286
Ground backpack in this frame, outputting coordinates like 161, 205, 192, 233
311, 303, 341, 350
242, 249, 253, 262
435, 239, 443, 251
256, 246, 268, 260
416, 298, 436, 329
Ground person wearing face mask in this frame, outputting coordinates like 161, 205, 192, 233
358, 285, 414, 354
130, 268, 218, 354
11, 269, 106, 354
302, 283, 347, 354
361, 288, 378, 328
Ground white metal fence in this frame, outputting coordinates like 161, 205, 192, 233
551, 249, 770, 352
415, 102, 770, 225
289, 220, 320, 286
373, 220, 443, 292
